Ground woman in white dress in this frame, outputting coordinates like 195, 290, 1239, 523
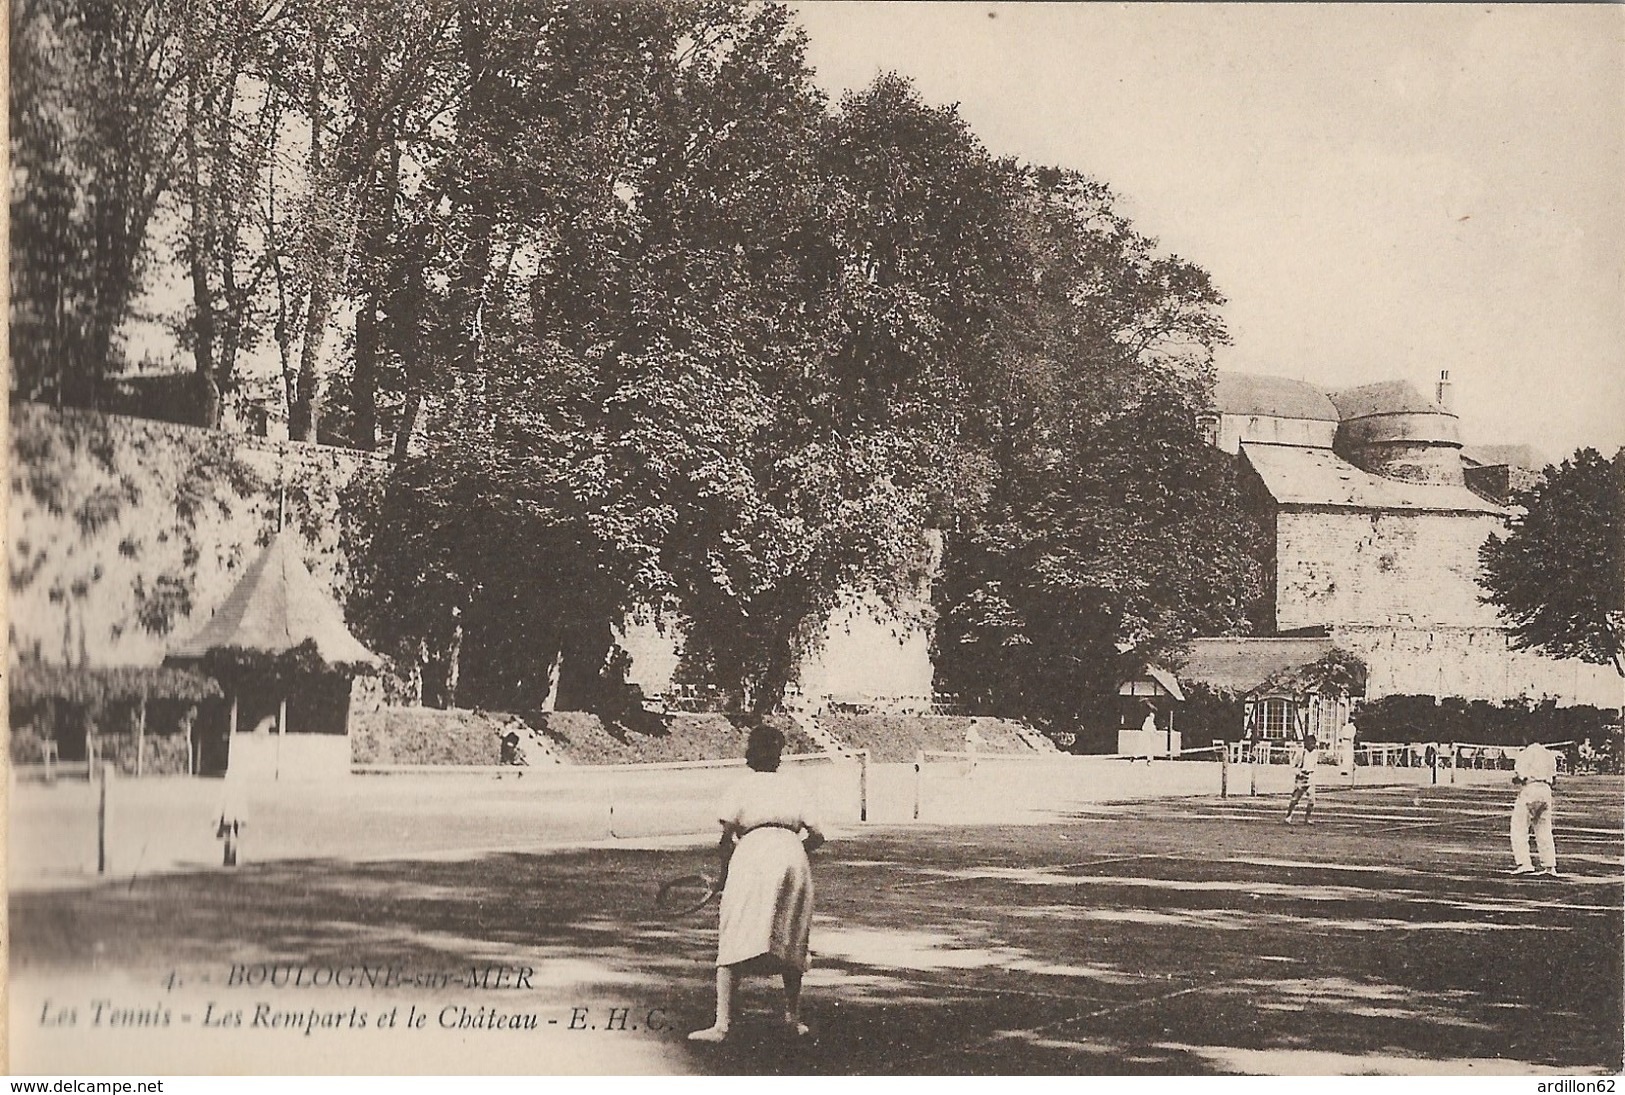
689, 724, 825, 1042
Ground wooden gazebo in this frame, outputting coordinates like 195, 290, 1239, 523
166, 531, 377, 780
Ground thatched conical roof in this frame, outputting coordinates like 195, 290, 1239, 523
167, 532, 378, 668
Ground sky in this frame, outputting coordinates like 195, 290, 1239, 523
791, 3, 1625, 461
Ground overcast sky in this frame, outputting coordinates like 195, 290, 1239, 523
792, 3, 1624, 461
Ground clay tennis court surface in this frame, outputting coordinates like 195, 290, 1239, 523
11, 778, 1623, 1075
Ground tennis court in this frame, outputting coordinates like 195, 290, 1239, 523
9, 773, 1621, 1075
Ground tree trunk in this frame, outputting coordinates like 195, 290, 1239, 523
349, 140, 400, 452
352, 291, 381, 450
188, 256, 220, 422
389, 253, 430, 459
185, 69, 219, 425
196, 370, 221, 428
453, 215, 497, 377
540, 649, 564, 712
289, 20, 328, 443
393, 389, 422, 461
445, 621, 463, 709
748, 632, 798, 718
288, 280, 330, 442
410, 640, 427, 706
215, 301, 243, 416
555, 619, 614, 712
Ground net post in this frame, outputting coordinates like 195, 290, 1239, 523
1216, 739, 1229, 798
1250, 741, 1259, 797
913, 750, 924, 821
1449, 741, 1458, 786
97, 761, 112, 875
858, 749, 870, 823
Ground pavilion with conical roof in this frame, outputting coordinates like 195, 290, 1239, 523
168, 531, 377, 780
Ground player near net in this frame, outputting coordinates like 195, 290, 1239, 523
1284, 734, 1319, 825
688, 723, 827, 1043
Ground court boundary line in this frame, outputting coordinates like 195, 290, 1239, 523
818, 966, 1176, 1005
891, 852, 1176, 889
876, 980, 1213, 1074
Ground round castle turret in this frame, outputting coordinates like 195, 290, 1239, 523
1327, 376, 1463, 485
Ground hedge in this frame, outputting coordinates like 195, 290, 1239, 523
1351, 694, 1621, 748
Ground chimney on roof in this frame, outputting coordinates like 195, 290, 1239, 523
1435, 369, 1454, 413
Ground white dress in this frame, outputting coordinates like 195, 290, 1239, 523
715, 770, 823, 970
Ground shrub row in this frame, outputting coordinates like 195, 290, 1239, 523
97, 732, 191, 776
1351, 694, 1621, 748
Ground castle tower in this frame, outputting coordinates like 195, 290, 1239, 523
1327, 379, 1464, 486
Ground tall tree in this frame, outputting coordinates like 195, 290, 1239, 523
350, 10, 1011, 715
10, 0, 195, 404
349, 0, 843, 708
271, 0, 460, 441
1479, 448, 1624, 676
931, 164, 1250, 737
655, 71, 1029, 711
175, 0, 292, 425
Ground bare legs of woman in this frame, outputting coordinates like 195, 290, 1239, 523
782, 968, 808, 1036
689, 961, 809, 1041
688, 968, 736, 1042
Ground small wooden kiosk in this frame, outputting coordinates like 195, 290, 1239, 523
166, 531, 378, 781
1117, 665, 1185, 758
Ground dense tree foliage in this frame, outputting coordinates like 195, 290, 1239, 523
10, 0, 198, 405
1352, 694, 1620, 752
933, 400, 1266, 734
928, 164, 1258, 735
13, 0, 1264, 721
1479, 448, 1624, 675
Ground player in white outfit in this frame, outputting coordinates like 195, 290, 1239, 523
689, 724, 826, 1042
1284, 736, 1318, 824
1508, 739, 1559, 877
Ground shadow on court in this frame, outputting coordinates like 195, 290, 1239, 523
10, 778, 1622, 1075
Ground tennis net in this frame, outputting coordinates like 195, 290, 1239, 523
910, 746, 1229, 823
353, 750, 865, 842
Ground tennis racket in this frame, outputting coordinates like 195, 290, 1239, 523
655, 872, 721, 916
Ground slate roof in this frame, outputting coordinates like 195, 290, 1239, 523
1326, 380, 1448, 420
1215, 373, 1339, 421
167, 532, 379, 666
1242, 443, 1505, 514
